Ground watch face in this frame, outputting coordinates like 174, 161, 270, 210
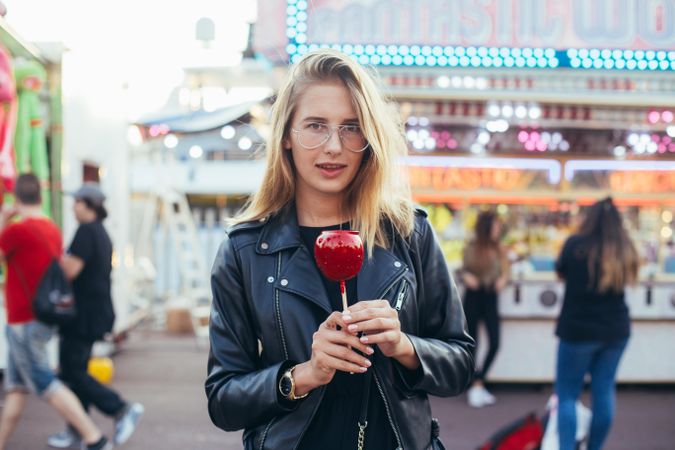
279, 373, 293, 397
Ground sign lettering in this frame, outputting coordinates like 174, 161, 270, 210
305, 0, 674, 49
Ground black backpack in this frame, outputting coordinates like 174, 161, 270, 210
32, 258, 77, 326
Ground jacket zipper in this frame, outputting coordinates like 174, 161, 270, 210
373, 368, 403, 449
275, 253, 289, 360
382, 268, 408, 301
262, 255, 289, 450
370, 270, 407, 449
258, 417, 276, 450
394, 280, 409, 311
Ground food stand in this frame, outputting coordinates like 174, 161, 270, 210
253, 0, 675, 382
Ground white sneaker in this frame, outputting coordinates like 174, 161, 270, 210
467, 386, 485, 408
114, 402, 145, 445
47, 429, 81, 449
479, 386, 497, 405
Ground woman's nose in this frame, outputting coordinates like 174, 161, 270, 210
323, 129, 343, 154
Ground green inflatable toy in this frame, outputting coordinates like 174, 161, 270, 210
14, 60, 50, 216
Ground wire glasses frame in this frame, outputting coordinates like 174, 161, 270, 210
291, 123, 369, 153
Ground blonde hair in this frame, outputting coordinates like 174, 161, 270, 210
234, 49, 414, 254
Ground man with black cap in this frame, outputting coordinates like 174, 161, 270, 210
48, 183, 144, 449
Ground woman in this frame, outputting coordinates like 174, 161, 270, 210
555, 198, 638, 450
461, 211, 508, 408
205, 50, 474, 449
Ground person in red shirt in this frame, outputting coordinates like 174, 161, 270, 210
0, 173, 111, 450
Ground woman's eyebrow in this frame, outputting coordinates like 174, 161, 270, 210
300, 116, 328, 123
299, 116, 360, 124
342, 118, 360, 124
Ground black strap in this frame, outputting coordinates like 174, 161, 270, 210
358, 368, 372, 427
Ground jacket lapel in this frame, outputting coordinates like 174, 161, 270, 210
276, 246, 333, 314
357, 246, 408, 302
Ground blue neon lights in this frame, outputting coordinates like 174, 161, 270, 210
284, 1, 674, 72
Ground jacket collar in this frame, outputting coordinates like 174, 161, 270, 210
262, 205, 409, 312
256, 206, 304, 255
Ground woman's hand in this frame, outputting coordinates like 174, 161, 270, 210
495, 275, 509, 293
293, 312, 373, 396
462, 272, 480, 290
343, 300, 420, 370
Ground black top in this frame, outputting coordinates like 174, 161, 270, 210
66, 221, 115, 340
555, 234, 631, 342
297, 224, 396, 450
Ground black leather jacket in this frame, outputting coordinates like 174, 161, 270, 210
205, 208, 475, 449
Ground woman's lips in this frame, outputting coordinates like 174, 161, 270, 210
316, 163, 347, 178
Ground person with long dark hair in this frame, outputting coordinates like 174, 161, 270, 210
555, 197, 638, 450
461, 210, 508, 407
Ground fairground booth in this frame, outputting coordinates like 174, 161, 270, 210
255, 0, 675, 382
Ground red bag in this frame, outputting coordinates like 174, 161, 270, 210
478, 412, 544, 450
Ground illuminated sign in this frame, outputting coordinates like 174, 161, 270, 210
285, 0, 675, 71
566, 160, 675, 194
609, 171, 675, 193
409, 166, 532, 191
403, 156, 561, 191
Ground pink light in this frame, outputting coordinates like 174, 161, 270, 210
448, 139, 458, 149
658, 144, 667, 153
518, 130, 529, 143
648, 111, 661, 124
525, 141, 536, 151
662, 111, 674, 123
652, 134, 661, 143
149, 125, 160, 137
431, 131, 439, 138
437, 140, 447, 148
669, 143, 675, 152
441, 131, 450, 139
530, 131, 540, 141
664, 136, 672, 144
536, 141, 547, 151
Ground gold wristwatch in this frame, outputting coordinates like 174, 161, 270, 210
279, 365, 308, 401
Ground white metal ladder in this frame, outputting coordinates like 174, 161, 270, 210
162, 190, 211, 346
137, 188, 211, 346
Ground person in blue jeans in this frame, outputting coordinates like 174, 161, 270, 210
554, 197, 639, 450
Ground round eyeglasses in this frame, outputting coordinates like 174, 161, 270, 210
291, 123, 369, 153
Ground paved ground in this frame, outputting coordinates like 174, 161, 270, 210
2, 330, 674, 449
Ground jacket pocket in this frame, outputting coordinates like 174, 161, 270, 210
393, 279, 410, 311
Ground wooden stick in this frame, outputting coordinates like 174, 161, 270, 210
340, 279, 349, 311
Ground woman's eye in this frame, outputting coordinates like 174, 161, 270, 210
307, 123, 326, 131
343, 125, 361, 134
